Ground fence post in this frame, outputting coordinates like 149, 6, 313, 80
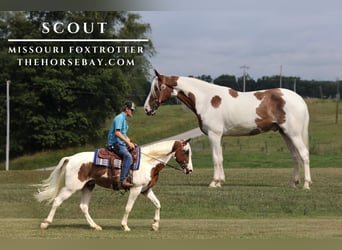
6, 80, 10, 171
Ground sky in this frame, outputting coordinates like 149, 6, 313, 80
138, 0, 342, 81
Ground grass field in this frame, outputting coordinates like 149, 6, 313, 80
0, 168, 342, 239
0, 99, 341, 240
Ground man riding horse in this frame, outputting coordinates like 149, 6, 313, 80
107, 101, 136, 188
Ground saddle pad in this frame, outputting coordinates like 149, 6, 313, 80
93, 146, 141, 170
132, 146, 141, 170
93, 149, 111, 167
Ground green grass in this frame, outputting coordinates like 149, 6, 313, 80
1, 218, 342, 239
0, 168, 342, 239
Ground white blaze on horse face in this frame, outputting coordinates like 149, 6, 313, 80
143, 91, 153, 114
144, 78, 157, 115
170, 140, 193, 174
184, 143, 193, 174
144, 74, 180, 115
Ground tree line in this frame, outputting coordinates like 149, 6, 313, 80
195, 74, 340, 99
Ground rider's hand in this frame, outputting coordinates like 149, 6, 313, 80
127, 141, 136, 150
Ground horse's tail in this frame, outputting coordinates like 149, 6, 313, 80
34, 157, 69, 204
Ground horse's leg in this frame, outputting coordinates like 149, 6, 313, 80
121, 186, 142, 231
142, 188, 161, 231
80, 183, 102, 231
280, 132, 302, 187
40, 187, 74, 229
281, 131, 311, 190
290, 135, 312, 190
207, 130, 224, 188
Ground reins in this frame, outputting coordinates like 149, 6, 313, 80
140, 152, 183, 172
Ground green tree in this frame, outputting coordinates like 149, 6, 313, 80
213, 74, 238, 89
195, 74, 213, 83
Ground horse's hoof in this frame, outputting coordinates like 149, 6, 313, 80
121, 225, 131, 232
303, 180, 311, 191
94, 225, 102, 231
40, 222, 49, 230
209, 180, 221, 188
152, 222, 159, 231
291, 180, 300, 188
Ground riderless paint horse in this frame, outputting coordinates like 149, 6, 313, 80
144, 70, 312, 190
34, 139, 193, 231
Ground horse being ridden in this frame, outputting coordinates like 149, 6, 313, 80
144, 70, 312, 190
34, 139, 193, 232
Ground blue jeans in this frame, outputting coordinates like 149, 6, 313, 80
116, 144, 133, 182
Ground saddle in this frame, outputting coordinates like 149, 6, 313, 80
95, 146, 140, 169
93, 146, 141, 190
97, 148, 121, 168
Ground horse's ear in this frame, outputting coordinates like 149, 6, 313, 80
183, 138, 191, 145
154, 69, 161, 78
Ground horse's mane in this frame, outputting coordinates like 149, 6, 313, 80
150, 77, 160, 99
152, 74, 217, 93
142, 139, 192, 158
141, 140, 175, 157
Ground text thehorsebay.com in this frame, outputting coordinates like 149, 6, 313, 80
7, 22, 148, 67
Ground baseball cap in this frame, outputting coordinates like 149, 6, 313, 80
124, 101, 136, 111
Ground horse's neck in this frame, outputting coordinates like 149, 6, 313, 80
175, 77, 217, 113
178, 77, 225, 100
178, 77, 211, 92
141, 141, 174, 163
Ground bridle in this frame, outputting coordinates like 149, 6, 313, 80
149, 79, 162, 111
149, 77, 174, 112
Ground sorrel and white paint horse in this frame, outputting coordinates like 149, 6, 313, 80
144, 70, 312, 190
35, 139, 193, 231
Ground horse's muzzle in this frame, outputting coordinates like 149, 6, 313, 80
183, 165, 193, 174
185, 168, 193, 175
145, 109, 156, 116
144, 102, 160, 116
